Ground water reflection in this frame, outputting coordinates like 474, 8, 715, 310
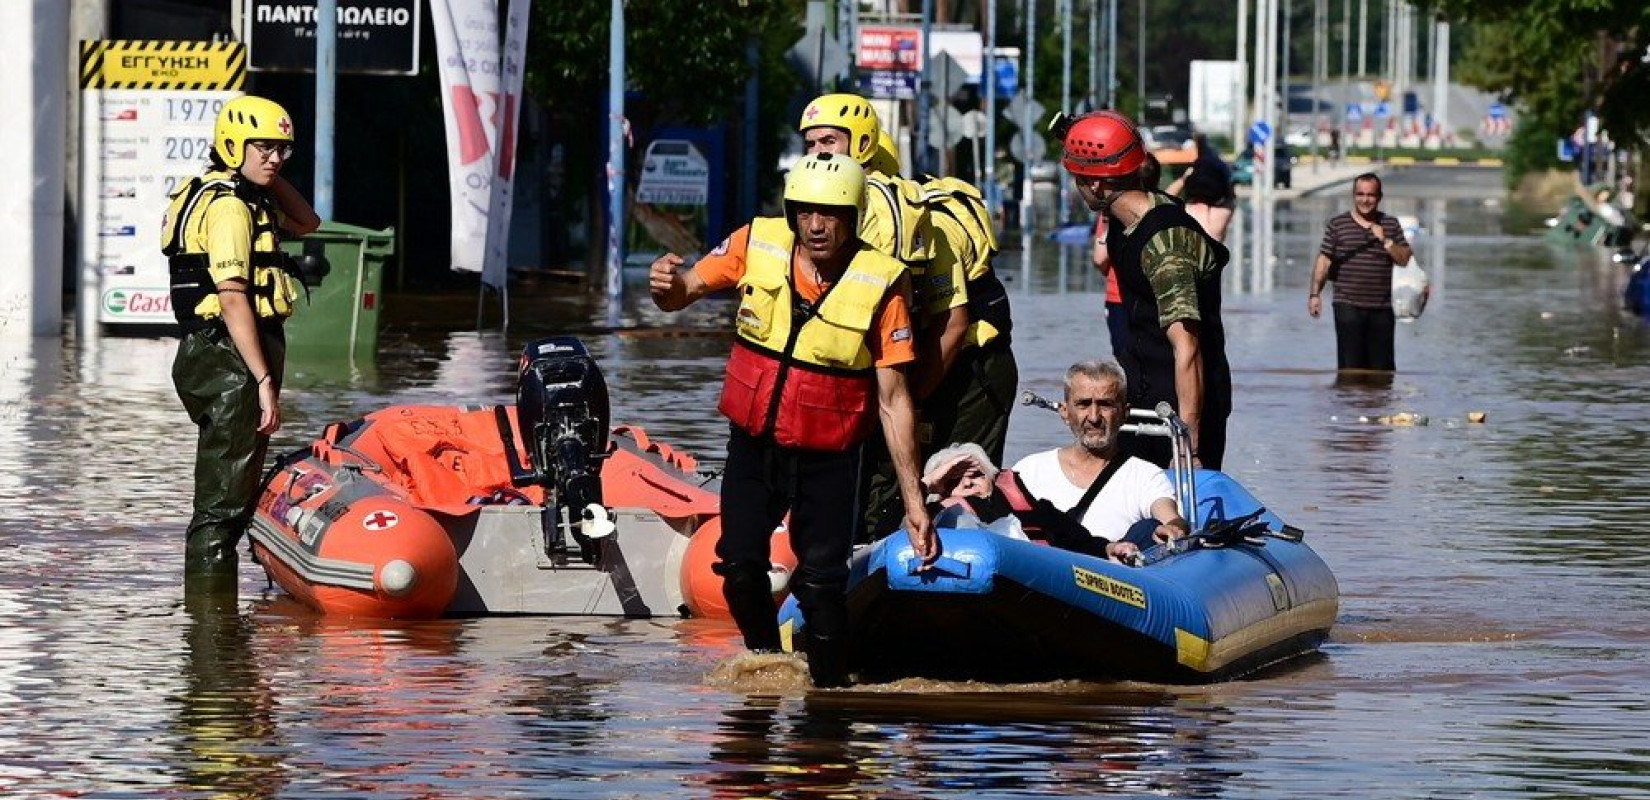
176, 576, 283, 798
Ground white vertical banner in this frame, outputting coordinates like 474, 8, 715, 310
431, 0, 502, 276
482, 0, 532, 290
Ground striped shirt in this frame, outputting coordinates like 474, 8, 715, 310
1318, 211, 1408, 309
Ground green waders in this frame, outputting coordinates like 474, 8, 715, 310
173, 324, 285, 575
858, 338, 1019, 541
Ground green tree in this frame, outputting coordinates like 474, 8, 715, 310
1438, 0, 1649, 182
526, 0, 806, 262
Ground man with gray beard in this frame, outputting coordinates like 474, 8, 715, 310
1011, 360, 1189, 562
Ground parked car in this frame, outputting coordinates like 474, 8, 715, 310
1231, 143, 1294, 189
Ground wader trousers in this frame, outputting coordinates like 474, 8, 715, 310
860, 338, 1018, 541
716, 425, 861, 687
173, 324, 285, 575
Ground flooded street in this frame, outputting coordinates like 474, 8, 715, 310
3, 166, 1648, 798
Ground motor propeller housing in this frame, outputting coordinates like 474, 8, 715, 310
516, 337, 613, 560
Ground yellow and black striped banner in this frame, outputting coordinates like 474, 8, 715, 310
80, 40, 245, 91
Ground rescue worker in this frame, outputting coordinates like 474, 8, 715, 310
648, 153, 938, 688
799, 94, 1018, 541
1055, 111, 1231, 470
162, 94, 319, 578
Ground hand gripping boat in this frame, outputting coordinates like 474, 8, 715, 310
248, 337, 794, 619
777, 402, 1340, 683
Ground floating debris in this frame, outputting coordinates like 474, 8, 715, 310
1466, 411, 1487, 424
1359, 412, 1429, 426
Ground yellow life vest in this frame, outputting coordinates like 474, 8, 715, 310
733, 217, 907, 369
718, 217, 909, 451
160, 170, 302, 329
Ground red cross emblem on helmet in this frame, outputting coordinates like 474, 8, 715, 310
278, 116, 292, 136
804, 105, 819, 121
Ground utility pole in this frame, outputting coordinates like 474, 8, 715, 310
1431, 13, 1448, 145
1106, 0, 1117, 108
1311, 0, 1323, 167
1061, 0, 1072, 222
1357, 0, 1366, 77
1280, 0, 1291, 139
1237, 0, 1249, 150
1136, 0, 1144, 114
984, 0, 997, 219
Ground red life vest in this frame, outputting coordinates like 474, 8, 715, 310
717, 218, 907, 452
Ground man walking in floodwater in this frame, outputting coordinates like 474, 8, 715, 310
1307, 174, 1414, 372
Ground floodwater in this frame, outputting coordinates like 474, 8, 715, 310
3, 166, 1648, 797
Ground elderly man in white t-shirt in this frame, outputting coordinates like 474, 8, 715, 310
1012, 359, 1190, 562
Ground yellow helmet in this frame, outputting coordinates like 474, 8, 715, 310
865, 129, 901, 177
214, 95, 294, 169
799, 93, 881, 164
783, 153, 866, 231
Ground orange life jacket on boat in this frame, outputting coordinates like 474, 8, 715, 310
717, 217, 907, 452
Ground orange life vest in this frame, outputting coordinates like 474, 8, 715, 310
717, 217, 907, 452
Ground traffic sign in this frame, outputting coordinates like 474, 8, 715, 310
928, 52, 970, 104
1003, 91, 1045, 129
994, 60, 1018, 97
1009, 130, 1046, 162
1247, 120, 1272, 145
929, 106, 968, 149
788, 28, 851, 88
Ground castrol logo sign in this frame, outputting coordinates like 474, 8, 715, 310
102, 289, 173, 316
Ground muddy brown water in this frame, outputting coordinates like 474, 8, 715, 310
2, 167, 1647, 798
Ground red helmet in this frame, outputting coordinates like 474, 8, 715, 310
1060, 111, 1146, 178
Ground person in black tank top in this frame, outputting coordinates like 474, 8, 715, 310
1054, 112, 1232, 470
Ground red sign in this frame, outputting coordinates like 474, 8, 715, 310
858, 25, 921, 72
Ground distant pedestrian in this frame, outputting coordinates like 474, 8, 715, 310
1165, 134, 1234, 242
1307, 174, 1414, 372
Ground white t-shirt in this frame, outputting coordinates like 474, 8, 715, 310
1010, 449, 1176, 541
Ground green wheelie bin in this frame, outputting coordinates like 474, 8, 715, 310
280, 221, 394, 364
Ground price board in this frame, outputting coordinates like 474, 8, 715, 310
78, 41, 245, 327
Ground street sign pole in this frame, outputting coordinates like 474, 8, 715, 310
1022, 0, 1036, 232
918, 0, 933, 176
315, 0, 336, 220
984, 0, 997, 219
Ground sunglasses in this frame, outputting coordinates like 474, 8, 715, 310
248, 141, 295, 160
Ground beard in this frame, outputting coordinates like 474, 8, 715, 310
1076, 423, 1118, 454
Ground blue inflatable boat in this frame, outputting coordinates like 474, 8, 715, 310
778, 470, 1339, 683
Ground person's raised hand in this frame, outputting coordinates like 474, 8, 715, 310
649, 253, 684, 303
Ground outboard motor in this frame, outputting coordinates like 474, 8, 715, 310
512, 336, 614, 563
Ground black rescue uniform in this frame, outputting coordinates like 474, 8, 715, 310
1107, 194, 1232, 470
162, 170, 303, 574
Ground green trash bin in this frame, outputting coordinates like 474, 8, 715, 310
280, 221, 394, 364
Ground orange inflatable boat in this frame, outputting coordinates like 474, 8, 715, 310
248, 337, 796, 619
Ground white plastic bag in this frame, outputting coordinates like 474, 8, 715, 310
1392, 258, 1430, 320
